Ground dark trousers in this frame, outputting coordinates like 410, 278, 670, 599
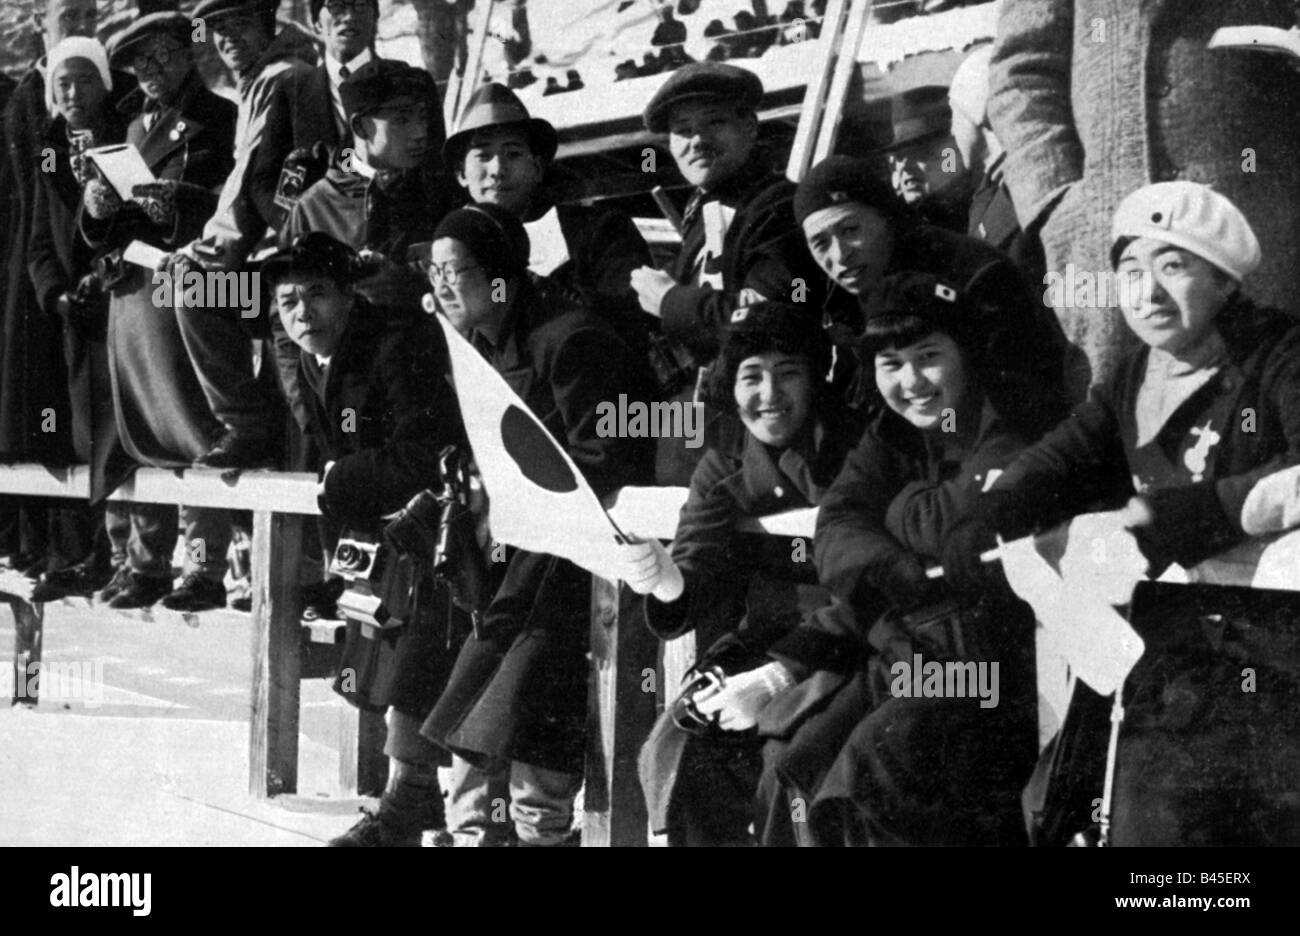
174, 305, 278, 439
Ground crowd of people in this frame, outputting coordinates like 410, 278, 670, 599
3, 0, 1299, 848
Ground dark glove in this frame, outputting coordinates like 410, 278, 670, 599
872, 551, 942, 610
940, 513, 1004, 595
83, 178, 122, 220
131, 179, 179, 227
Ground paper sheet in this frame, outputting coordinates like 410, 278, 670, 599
85, 144, 155, 199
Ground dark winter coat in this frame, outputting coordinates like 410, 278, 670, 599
308, 308, 467, 716
422, 282, 656, 774
661, 156, 822, 361
637, 416, 855, 836
986, 298, 1300, 571
27, 111, 124, 473
79, 68, 237, 499
0, 61, 131, 460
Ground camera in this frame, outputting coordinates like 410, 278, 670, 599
330, 534, 417, 638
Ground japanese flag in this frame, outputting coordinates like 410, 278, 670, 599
434, 313, 629, 582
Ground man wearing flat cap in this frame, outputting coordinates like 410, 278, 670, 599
796, 155, 1068, 430
443, 82, 653, 360
630, 62, 820, 369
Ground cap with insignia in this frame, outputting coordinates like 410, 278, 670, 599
794, 155, 910, 228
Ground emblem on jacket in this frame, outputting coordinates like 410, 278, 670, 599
1184, 420, 1222, 482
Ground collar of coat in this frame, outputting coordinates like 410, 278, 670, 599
718, 412, 855, 511
871, 389, 1012, 471
299, 294, 385, 394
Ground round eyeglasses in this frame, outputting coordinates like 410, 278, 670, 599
426, 263, 481, 286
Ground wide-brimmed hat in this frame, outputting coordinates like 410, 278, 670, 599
442, 82, 558, 167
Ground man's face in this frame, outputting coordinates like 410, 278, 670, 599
313, 0, 375, 63
889, 154, 930, 204
275, 274, 352, 358
429, 238, 496, 335
41, 0, 97, 49
52, 57, 105, 129
1115, 237, 1235, 356
131, 34, 191, 104
667, 99, 757, 191
802, 202, 895, 297
457, 126, 544, 218
358, 96, 430, 170
210, 10, 272, 77
874, 331, 968, 433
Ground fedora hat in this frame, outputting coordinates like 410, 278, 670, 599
442, 82, 558, 167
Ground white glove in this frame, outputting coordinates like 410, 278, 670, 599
693, 662, 795, 731
1060, 509, 1150, 606
617, 536, 683, 602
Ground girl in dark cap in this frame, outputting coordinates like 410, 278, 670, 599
625, 300, 860, 846
745, 270, 1063, 845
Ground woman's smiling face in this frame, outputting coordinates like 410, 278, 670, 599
874, 331, 968, 432
734, 351, 814, 448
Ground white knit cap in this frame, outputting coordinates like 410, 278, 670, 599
1111, 181, 1261, 282
948, 44, 993, 129
45, 36, 113, 114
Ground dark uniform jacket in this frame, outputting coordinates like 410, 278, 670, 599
645, 418, 850, 650
306, 305, 463, 532
661, 157, 822, 360
423, 282, 656, 774
986, 298, 1300, 570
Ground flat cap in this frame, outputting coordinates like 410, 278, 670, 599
340, 58, 436, 121
192, 0, 279, 23
259, 232, 363, 286
107, 12, 193, 68
643, 61, 763, 133
794, 155, 908, 227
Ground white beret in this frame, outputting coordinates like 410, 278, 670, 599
1111, 181, 1261, 282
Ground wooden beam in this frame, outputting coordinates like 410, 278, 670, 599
249, 510, 305, 798
786, 0, 849, 182
812, 0, 876, 165
338, 706, 389, 798
584, 575, 658, 846
0, 464, 321, 515
8, 599, 43, 707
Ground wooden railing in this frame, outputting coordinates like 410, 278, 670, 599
4, 462, 1296, 846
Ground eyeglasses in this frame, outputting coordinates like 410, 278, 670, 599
132, 42, 184, 73
427, 263, 480, 286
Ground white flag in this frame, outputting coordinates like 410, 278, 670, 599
434, 313, 630, 582
999, 530, 1145, 696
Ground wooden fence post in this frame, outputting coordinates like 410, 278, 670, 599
584, 575, 658, 846
9, 599, 43, 707
250, 510, 304, 798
